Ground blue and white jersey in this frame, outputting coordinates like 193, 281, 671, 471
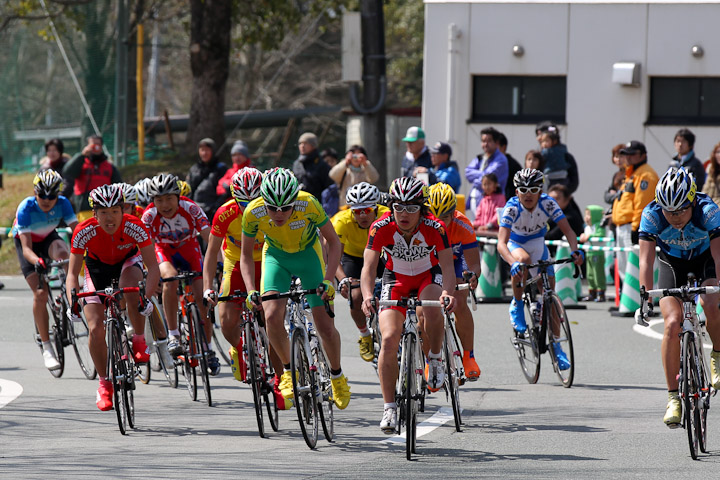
499, 194, 565, 244
12, 195, 76, 242
638, 193, 720, 260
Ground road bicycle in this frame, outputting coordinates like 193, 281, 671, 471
35, 259, 95, 379
377, 296, 449, 460
138, 296, 178, 388
261, 278, 334, 449
511, 257, 578, 388
211, 290, 279, 438
162, 272, 212, 406
348, 281, 381, 372
73, 281, 147, 435
640, 274, 718, 460
211, 262, 232, 365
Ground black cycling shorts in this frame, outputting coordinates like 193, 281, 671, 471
656, 249, 716, 289
340, 252, 385, 281
14, 230, 63, 278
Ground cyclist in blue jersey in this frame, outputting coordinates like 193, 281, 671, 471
635, 167, 720, 427
497, 168, 584, 370
13, 171, 78, 371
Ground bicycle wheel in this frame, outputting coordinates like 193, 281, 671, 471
67, 304, 97, 380
405, 333, 418, 460
444, 330, 462, 432
149, 301, 178, 388
290, 327, 318, 449
45, 296, 65, 378
137, 330, 151, 385
211, 270, 232, 365
258, 325, 279, 432
180, 313, 197, 401
682, 332, 701, 459
369, 313, 381, 375
245, 322, 265, 437
110, 323, 128, 435
191, 304, 212, 406
697, 349, 710, 453
547, 293, 574, 388
122, 332, 136, 430
315, 343, 334, 442
512, 297, 540, 384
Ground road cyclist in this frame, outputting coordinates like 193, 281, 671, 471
360, 176, 457, 433
240, 168, 351, 412
66, 184, 160, 411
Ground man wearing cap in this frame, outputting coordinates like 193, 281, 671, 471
401, 126, 436, 184
292, 132, 333, 200
429, 141, 461, 192
217, 140, 253, 202
612, 140, 659, 281
465, 126, 508, 213
186, 137, 228, 219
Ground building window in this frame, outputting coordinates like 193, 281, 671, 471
470, 76, 566, 124
649, 77, 720, 125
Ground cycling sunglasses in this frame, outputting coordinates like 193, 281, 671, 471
663, 205, 691, 217
37, 193, 58, 200
351, 207, 374, 216
517, 186, 542, 195
267, 204, 294, 213
236, 199, 249, 208
393, 203, 421, 214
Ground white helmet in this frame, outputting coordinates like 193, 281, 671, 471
655, 167, 696, 211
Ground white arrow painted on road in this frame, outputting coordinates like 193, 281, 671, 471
380, 406, 459, 444
634, 319, 711, 350
0, 379, 23, 408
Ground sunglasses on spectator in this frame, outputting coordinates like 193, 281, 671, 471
352, 207, 374, 216
517, 186, 542, 195
37, 193, 58, 200
393, 203, 421, 214
267, 204, 294, 213
664, 205, 691, 217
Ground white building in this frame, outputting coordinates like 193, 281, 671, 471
422, 0, 720, 211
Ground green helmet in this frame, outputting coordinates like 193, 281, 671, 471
260, 168, 299, 207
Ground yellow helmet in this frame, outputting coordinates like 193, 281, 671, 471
178, 180, 191, 197
427, 183, 457, 218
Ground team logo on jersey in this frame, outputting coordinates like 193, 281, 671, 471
385, 231, 436, 262
124, 221, 149, 243
295, 200, 308, 212
251, 205, 266, 218
189, 203, 202, 217
72, 225, 97, 249
217, 205, 237, 223
289, 220, 306, 230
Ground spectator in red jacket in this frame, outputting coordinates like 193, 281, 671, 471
217, 141, 252, 202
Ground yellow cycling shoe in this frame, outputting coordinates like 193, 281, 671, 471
229, 346, 246, 382
279, 370, 294, 400
711, 350, 720, 389
663, 393, 681, 428
273, 375, 294, 410
330, 374, 351, 410
358, 335, 374, 362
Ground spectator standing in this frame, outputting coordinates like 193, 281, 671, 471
38, 138, 73, 198
186, 137, 227, 220
62, 135, 122, 221
546, 184, 584, 243
670, 128, 706, 191
429, 141, 461, 192
499, 132, 522, 200
292, 132, 333, 200
611, 140, 659, 281
604, 144, 627, 205
465, 126, 508, 212
472, 173, 506, 237
579, 205, 607, 302
702, 141, 720, 205
329, 145, 380, 208
400, 126, 436, 184
321, 148, 340, 168
539, 128, 570, 188
535, 122, 579, 194
216, 141, 252, 203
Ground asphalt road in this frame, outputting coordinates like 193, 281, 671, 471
1, 274, 719, 478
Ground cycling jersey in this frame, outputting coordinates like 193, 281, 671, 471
142, 198, 209, 246
242, 191, 329, 253
12, 195, 77, 242
331, 205, 390, 258
444, 210, 478, 277
71, 215, 152, 264
367, 212, 450, 276
499, 194, 565, 244
638, 193, 720, 260
211, 199, 264, 262
132, 205, 144, 219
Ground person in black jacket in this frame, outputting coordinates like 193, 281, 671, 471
545, 184, 584, 257
186, 138, 227, 220
498, 132, 522, 200
535, 121, 579, 194
292, 132, 333, 200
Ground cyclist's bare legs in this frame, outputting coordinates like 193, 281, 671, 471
700, 278, 720, 347
660, 296, 684, 390
120, 265, 146, 336
84, 302, 107, 376
510, 247, 531, 300
349, 286, 368, 331
48, 239, 70, 272
27, 240, 70, 342
160, 262, 179, 331
191, 277, 211, 342
262, 295, 290, 365
453, 284, 473, 351
420, 284, 445, 354
220, 301, 243, 347
378, 309, 403, 403
312, 305, 341, 370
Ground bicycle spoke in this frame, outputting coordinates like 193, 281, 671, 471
548, 293, 574, 388
246, 322, 265, 438
291, 327, 318, 449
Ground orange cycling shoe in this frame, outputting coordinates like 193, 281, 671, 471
425, 362, 441, 393
132, 334, 150, 364
463, 351, 481, 381
96, 379, 113, 411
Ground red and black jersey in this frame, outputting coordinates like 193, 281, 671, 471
71, 214, 152, 264
367, 212, 450, 276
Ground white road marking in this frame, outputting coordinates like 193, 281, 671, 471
0, 379, 23, 408
633, 319, 712, 350
380, 406, 458, 444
